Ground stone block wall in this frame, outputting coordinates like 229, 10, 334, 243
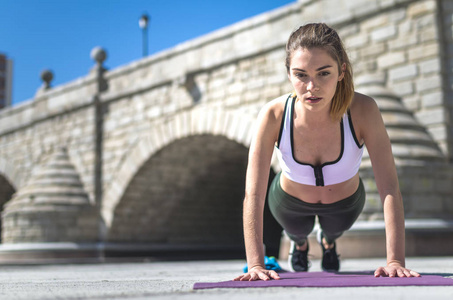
337, 0, 451, 158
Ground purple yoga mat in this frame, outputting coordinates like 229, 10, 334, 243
193, 271, 453, 289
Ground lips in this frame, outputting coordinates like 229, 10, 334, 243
306, 96, 322, 103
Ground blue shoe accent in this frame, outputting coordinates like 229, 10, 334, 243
243, 256, 283, 273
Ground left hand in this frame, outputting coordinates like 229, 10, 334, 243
233, 266, 280, 281
374, 263, 420, 278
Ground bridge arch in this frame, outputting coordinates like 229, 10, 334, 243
102, 108, 256, 227
102, 108, 282, 256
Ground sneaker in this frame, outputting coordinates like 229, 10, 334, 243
317, 230, 340, 272
288, 240, 310, 272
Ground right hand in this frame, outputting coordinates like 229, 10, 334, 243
233, 266, 281, 281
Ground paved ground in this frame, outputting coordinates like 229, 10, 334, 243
0, 257, 452, 299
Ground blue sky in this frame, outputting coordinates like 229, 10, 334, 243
0, 0, 295, 105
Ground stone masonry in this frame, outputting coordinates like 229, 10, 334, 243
0, 0, 452, 259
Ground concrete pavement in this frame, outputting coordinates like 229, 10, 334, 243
0, 257, 452, 299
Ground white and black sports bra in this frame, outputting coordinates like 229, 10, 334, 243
275, 94, 364, 187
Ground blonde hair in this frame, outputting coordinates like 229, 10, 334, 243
285, 23, 354, 121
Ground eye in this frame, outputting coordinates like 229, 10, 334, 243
319, 71, 330, 76
295, 73, 306, 78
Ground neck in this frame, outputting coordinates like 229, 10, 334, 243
294, 99, 334, 127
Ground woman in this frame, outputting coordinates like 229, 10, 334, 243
234, 23, 420, 281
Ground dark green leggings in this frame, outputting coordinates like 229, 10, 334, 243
268, 172, 366, 246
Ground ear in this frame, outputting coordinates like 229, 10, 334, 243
338, 63, 346, 81
287, 72, 292, 82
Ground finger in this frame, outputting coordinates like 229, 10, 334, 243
233, 275, 243, 281
249, 272, 258, 281
269, 270, 281, 280
380, 267, 390, 277
239, 273, 250, 281
258, 271, 270, 281
396, 268, 405, 278
410, 270, 421, 277
403, 269, 412, 277
388, 268, 396, 277
374, 267, 386, 277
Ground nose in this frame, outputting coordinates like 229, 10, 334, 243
307, 79, 318, 92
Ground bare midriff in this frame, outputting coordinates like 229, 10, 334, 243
279, 172, 361, 204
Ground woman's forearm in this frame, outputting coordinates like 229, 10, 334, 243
243, 193, 266, 269
383, 193, 406, 266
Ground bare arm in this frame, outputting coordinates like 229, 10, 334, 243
355, 94, 419, 277
234, 99, 283, 281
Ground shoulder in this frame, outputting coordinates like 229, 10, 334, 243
350, 92, 378, 114
253, 93, 291, 144
349, 92, 382, 141
258, 93, 290, 125
349, 92, 381, 123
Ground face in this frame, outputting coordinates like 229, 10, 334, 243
288, 47, 345, 114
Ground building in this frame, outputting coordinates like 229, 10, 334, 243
0, 54, 13, 109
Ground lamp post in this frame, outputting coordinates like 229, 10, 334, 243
139, 13, 150, 57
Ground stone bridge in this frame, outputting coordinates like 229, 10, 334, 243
0, 0, 452, 261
